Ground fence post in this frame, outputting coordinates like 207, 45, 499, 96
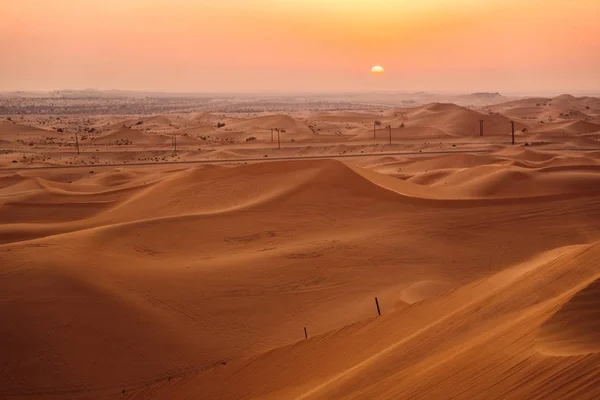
375, 297, 381, 316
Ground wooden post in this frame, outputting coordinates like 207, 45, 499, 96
277, 129, 281, 149
304, 327, 308, 339
373, 123, 376, 139
375, 297, 381, 316
75, 130, 80, 155
511, 121, 515, 145
479, 120, 484, 137
388, 125, 392, 145
174, 134, 177, 153
271, 128, 273, 143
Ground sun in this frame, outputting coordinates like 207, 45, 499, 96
371, 65, 385, 76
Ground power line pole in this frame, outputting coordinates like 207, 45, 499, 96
271, 128, 273, 143
75, 130, 80, 155
479, 120, 484, 137
277, 129, 281, 149
511, 121, 515, 145
373, 122, 376, 139
388, 125, 392, 145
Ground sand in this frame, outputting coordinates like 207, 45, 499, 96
1, 94, 599, 399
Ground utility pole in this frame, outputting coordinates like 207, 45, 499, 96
75, 130, 80, 155
479, 120, 484, 137
271, 128, 274, 143
277, 129, 281, 149
172, 134, 177, 153
511, 121, 515, 145
388, 125, 392, 145
373, 122, 376, 139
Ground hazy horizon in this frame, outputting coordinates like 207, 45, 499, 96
2, 0, 599, 93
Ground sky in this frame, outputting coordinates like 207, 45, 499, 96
1, 0, 599, 93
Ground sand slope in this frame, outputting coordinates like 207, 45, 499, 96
536, 278, 600, 356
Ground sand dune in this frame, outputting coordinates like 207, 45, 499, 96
0, 121, 61, 140
226, 114, 312, 135
532, 120, 600, 135
2, 99, 600, 399
307, 111, 382, 122
487, 95, 600, 129
404, 103, 526, 137
89, 127, 198, 146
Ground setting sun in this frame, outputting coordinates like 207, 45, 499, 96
371, 65, 385, 76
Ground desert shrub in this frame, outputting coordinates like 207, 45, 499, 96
217, 122, 226, 128
374, 120, 382, 126
199, 136, 207, 141
135, 121, 143, 125
400, 122, 405, 128
57, 128, 64, 132
245, 136, 257, 142
280, 129, 286, 133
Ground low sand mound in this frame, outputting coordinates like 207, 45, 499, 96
144, 115, 172, 125
533, 120, 600, 135
91, 127, 170, 145
0, 172, 29, 190
406, 153, 507, 172
408, 169, 457, 186
86, 169, 150, 187
399, 280, 455, 304
0, 121, 60, 139
226, 114, 311, 134
392, 126, 452, 138
183, 124, 217, 136
306, 111, 382, 122
536, 278, 600, 356
493, 147, 555, 163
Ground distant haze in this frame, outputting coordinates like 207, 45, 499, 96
1, 0, 599, 93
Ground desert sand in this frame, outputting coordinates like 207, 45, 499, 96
1, 93, 599, 399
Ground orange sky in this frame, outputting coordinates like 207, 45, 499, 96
1, 0, 599, 93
